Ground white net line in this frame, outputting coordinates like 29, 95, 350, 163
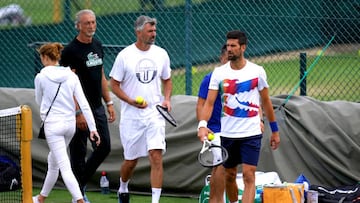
0, 106, 21, 117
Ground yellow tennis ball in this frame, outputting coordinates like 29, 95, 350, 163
316, 50, 323, 56
192, 66, 197, 74
135, 96, 145, 105
207, 133, 215, 141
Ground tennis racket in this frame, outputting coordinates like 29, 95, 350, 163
198, 139, 228, 168
156, 105, 177, 127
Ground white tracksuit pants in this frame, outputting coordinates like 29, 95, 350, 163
39, 119, 83, 201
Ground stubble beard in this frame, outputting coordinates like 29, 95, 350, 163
87, 31, 95, 37
146, 37, 156, 45
228, 54, 239, 61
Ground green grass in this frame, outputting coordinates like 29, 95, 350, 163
0, 0, 205, 25
2, 1, 357, 101
172, 54, 359, 101
32, 188, 198, 203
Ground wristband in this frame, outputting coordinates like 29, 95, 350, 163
75, 109, 82, 116
197, 120, 207, 131
106, 100, 114, 106
269, 121, 279, 132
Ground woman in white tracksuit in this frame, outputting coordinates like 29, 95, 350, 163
33, 42, 100, 203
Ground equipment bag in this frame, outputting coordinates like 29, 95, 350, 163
0, 155, 21, 192
263, 183, 305, 203
309, 183, 360, 203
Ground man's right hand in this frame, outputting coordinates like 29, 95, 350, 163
197, 127, 210, 142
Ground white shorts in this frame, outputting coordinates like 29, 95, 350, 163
119, 115, 166, 160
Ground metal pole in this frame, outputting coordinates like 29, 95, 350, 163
53, 0, 61, 23
64, 0, 72, 24
300, 52, 307, 96
185, 0, 192, 95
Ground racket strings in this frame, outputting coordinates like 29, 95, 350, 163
199, 149, 215, 165
198, 146, 228, 167
163, 112, 175, 122
156, 105, 177, 127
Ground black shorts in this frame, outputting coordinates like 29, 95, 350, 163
221, 134, 262, 168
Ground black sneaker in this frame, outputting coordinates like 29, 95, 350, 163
118, 192, 130, 203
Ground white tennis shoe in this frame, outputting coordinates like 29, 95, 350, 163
32, 195, 40, 203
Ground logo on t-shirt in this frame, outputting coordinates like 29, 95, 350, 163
221, 78, 260, 118
135, 58, 157, 84
86, 52, 103, 67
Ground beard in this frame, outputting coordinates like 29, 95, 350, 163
228, 54, 239, 61
145, 37, 156, 45
86, 31, 95, 37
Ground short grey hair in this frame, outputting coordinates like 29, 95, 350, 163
134, 15, 157, 31
74, 9, 96, 28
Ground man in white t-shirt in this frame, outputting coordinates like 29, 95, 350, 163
197, 30, 280, 203
109, 15, 172, 203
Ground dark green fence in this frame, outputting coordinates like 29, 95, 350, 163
0, 0, 359, 101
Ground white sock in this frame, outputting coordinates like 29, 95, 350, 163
151, 188, 162, 203
119, 177, 129, 193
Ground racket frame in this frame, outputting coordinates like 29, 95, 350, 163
156, 104, 177, 127
198, 139, 228, 167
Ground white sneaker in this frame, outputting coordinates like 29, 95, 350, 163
72, 194, 90, 203
32, 195, 40, 203
83, 194, 91, 203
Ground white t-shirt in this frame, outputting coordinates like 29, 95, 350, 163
109, 43, 171, 119
209, 60, 269, 138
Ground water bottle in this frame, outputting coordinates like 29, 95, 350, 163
100, 171, 110, 194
